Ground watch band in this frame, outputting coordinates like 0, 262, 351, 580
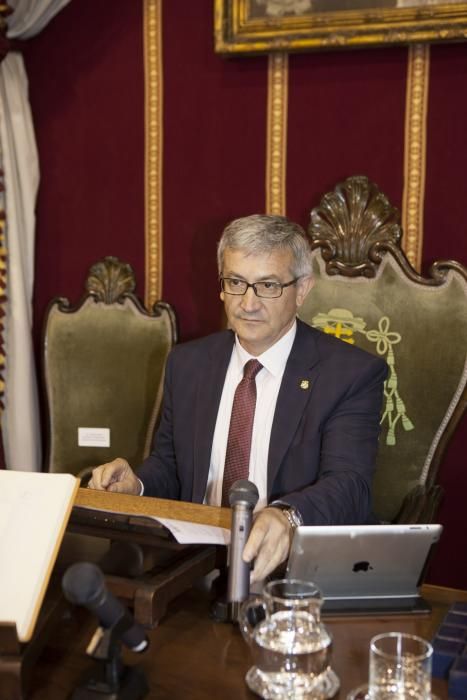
269, 502, 303, 532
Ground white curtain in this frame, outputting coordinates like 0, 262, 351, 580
0, 0, 72, 470
7, 0, 72, 39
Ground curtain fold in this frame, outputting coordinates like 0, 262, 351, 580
0, 0, 72, 470
0, 52, 40, 471
7, 0, 72, 39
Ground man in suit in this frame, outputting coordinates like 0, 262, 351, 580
89, 214, 387, 581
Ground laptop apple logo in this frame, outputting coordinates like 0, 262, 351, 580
352, 560, 373, 573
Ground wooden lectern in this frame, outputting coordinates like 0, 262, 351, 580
68, 489, 231, 627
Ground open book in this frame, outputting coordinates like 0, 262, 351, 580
0, 470, 80, 642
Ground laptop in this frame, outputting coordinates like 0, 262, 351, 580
286, 523, 442, 616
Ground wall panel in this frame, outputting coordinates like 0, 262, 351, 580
162, 0, 267, 340
24, 1, 145, 342
287, 47, 407, 227
423, 42, 467, 269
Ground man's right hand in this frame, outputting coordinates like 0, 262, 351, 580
87, 458, 142, 495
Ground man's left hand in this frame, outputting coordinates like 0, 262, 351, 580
242, 507, 293, 583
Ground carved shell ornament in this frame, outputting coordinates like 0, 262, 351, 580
309, 176, 402, 277
85, 256, 136, 304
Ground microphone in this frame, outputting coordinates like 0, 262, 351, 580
62, 562, 148, 652
227, 479, 259, 621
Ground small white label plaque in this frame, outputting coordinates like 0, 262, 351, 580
78, 427, 110, 448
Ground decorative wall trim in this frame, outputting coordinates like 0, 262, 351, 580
402, 43, 430, 272
266, 52, 288, 216
144, 0, 163, 307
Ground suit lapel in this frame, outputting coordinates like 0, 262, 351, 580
267, 321, 322, 498
192, 332, 234, 502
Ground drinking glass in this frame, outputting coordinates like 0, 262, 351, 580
347, 632, 436, 700
370, 633, 433, 698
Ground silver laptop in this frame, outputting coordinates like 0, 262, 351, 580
286, 523, 442, 615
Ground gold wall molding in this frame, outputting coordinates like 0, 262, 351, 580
266, 52, 288, 216
144, 0, 163, 307
402, 43, 430, 272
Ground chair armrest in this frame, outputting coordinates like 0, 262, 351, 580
394, 484, 444, 524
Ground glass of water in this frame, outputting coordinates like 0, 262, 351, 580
348, 632, 436, 700
370, 632, 433, 699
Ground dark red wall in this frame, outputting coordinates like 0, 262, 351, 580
25, 1, 145, 337
287, 47, 407, 226
162, 1, 267, 339
23, 0, 466, 588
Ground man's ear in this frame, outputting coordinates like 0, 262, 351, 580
296, 275, 314, 308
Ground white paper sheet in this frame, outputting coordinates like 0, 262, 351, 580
153, 517, 230, 545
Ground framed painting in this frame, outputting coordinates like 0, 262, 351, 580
214, 0, 467, 53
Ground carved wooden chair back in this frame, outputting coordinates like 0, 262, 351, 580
43, 256, 177, 479
298, 176, 467, 523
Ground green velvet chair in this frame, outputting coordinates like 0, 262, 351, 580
43, 256, 177, 479
298, 175, 467, 524
44, 258, 216, 628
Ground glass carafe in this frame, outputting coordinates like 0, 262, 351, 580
240, 578, 339, 699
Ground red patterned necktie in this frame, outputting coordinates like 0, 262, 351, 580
221, 359, 263, 506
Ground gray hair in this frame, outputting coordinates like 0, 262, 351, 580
217, 214, 312, 277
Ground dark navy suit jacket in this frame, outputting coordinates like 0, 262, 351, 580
137, 319, 388, 525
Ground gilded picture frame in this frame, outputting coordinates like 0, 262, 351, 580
214, 0, 467, 53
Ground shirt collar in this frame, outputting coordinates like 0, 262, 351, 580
233, 320, 297, 378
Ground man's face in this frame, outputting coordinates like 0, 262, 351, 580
220, 247, 313, 356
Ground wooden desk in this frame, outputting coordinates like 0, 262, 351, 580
25, 584, 467, 700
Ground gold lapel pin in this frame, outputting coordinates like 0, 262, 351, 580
299, 380, 310, 390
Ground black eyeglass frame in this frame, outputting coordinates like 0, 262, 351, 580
220, 276, 300, 299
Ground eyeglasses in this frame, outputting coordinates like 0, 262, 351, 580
220, 276, 299, 299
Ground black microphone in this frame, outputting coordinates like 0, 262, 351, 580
62, 562, 148, 652
227, 479, 259, 621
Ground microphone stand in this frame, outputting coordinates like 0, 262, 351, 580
70, 612, 148, 700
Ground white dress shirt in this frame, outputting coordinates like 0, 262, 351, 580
205, 321, 297, 510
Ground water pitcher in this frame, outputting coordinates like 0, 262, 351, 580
240, 578, 339, 699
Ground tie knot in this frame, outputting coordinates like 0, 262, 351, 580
243, 359, 263, 381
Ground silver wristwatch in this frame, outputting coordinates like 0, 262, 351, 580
270, 502, 303, 532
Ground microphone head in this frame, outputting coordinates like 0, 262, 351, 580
229, 479, 259, 508
62, 562, 105, 606
62, 562, 149, 653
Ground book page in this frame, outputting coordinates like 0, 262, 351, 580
0, 471, 80, 642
